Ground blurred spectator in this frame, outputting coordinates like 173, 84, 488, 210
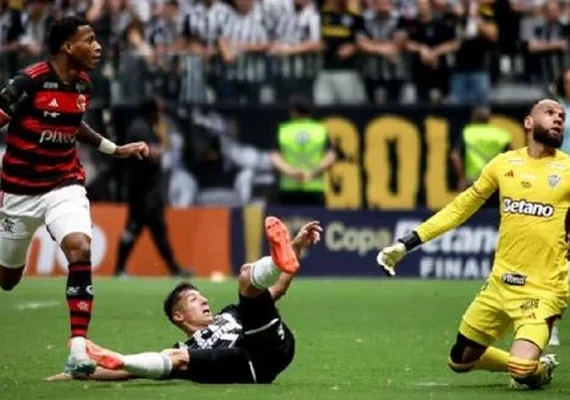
450, 104, 511, 193
357, 0, 407, 103
522, 0, 569, 86
112, 18, 154, 107
19, 0, 53, 65
183, 0, 232, 50
0, 1, 24, 84
169, 107, 258, 206
257, 0, 295, 39
147, 0, 184, 99
218, 0, 270, 104
54, 0, 92, 17
269, 0, 321, 100
450, 0, 499, 105
180, 0, 232, 103
148, 0, 180, 63
270, 95, 337, 206
401, 0, 458, 104
551, 65, 570, 154
314, 0, 366, 104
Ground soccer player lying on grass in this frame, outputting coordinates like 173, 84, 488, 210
47, 216, 321, 384
377, 98, 566, 390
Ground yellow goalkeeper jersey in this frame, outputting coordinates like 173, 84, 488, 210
416, 148, 570, 296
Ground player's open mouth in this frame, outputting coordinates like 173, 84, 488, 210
203, 309, 211, 316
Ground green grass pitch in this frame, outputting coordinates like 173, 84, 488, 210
1, 278, 569, 400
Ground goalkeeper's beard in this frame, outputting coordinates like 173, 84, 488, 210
533, 125, 563, 149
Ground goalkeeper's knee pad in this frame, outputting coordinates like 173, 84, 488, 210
508, 356, 538, 380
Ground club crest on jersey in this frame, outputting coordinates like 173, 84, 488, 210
548, 174, 561, 188
76, 94, 87, 112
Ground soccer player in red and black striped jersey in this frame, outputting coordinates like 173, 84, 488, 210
0, 16, 149, 377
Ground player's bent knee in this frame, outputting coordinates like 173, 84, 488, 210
0, 265, 24, 291
508, 356, 538, 381
238, 264, 252, 285
447, 333, 486, 373
61, 234, 91, 262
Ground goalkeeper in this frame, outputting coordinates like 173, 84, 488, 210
377, 99, 567, 390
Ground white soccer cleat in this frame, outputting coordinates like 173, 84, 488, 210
508, 354, 559, 390
63, 354, 96, 378
376, 243, 406, 277
540, 353, 559, 385
64, 337, 96, 378
548, 325, 560, 347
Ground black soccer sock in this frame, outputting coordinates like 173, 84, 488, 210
148, 215, 180, 274
116, 235, 136, 274
66, 261, 93, 338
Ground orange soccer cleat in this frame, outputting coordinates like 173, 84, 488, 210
264, 216, 300, 274
85, 340, 125, 370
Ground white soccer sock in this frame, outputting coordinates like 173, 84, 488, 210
121, 352, 173, 379
250, 256, 281, 289
69, 337, 87, 358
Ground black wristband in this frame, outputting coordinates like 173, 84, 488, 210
398, 231, 422, 251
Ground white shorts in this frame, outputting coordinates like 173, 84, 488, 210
0, 185, 92, 268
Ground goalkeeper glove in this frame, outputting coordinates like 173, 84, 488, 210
376, 231, 421, 277
376, 243, 406, 277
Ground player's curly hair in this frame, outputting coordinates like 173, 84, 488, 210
47, 15, 90, 56
163, 282, 199, 323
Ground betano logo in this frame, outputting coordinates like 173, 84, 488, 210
503, 197, 554, 218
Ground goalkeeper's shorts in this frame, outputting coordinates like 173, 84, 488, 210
458, 275, 567, 350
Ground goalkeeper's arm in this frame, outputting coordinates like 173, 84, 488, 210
377, 154, 501, 276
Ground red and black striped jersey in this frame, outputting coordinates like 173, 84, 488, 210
0, 61, 93, 195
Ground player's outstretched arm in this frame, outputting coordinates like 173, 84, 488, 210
377, 155, 501, 276
78, 121, 150, 159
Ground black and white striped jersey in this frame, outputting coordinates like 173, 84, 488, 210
177, 305, 244, 350
221, 8, 269, 46
273, 3, 320, 44
362, 9, 400, 41
183, 0, 233, 45
360, 8, 408, 81
148, 17, 181, 48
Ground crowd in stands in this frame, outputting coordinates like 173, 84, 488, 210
0, 0, 569, 106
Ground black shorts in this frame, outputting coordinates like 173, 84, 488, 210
238, 290, 296, 383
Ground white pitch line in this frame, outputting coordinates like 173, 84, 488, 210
412, 382, 450, 387
14, 300, 60, 310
